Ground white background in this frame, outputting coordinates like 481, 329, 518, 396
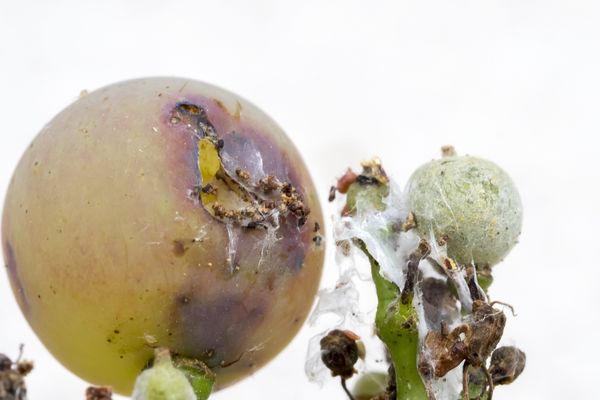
1, 1, 599, 399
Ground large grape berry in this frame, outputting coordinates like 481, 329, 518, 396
405, 153, 522, 267
2, 78, 325, 394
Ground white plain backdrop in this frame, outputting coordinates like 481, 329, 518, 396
1, 1, 599, 399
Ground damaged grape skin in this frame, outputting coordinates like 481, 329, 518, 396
1, 78, 325, 394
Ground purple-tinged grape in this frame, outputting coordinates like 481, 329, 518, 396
2, 77, 325, 394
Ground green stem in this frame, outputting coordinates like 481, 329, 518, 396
132, 348, 215, 400
173, 355, 216, 400
361, 245, 427, 400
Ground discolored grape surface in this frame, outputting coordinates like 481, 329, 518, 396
405, 155, 522, 267
2, 78, 325, 394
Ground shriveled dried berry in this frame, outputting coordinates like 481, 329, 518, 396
85, 386, 113, 400
320, 330, 361, 379
0, 350, 31, 400
489, 346, 526, 385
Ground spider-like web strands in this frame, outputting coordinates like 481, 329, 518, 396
306, 172, 486, 399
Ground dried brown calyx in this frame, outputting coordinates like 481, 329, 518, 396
465, 345, 526, 399
336, 168, 359, 194
172, 102, 310, 229
357, 159, 388, 186
419, 299, 509, 400
320, 329, 365, 400
320, 329, 362, 379
85, 386, 113, 400
329, 159, 388, 205
488, 346, 526, 386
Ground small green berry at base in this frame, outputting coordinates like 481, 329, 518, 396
131, 349, 196, 400
172, 355, 215, 400
351, 372, 388, 400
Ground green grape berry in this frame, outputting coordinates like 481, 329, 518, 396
2, 77, 325, 394
405, 150, 522, 267
132, 349, 195, 400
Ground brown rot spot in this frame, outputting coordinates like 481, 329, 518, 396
163, 97, 315, 275
292, 252, 305, 271
420, 278, 459, 331
178, 103, 201, 115
171, 102, 217, 139
213, 98, 228, 114
172, 293, 266, 369
172, 240, 188, 257
210, 98, 241, 121
168, 100, 310, 232
3, 241, 29, 313
266, 274, 276, 292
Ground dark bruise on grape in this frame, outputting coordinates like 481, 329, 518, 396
172, 291, 267, 370
2, 241, 28, 314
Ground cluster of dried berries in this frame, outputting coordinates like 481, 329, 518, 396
319, 152, 526, 400
0, 347, 32, 400
418, 298, 523, 399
